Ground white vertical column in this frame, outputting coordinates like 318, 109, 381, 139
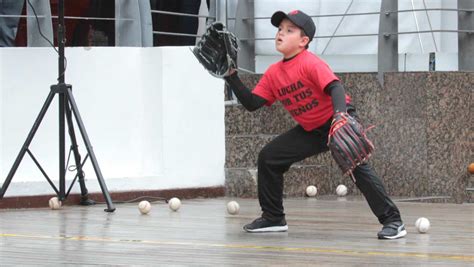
378, 0, 398, 84
138, 0, 153, 47
235, 0, 255, 72
115, 0, 152, 47
27, 0, 53, 47
0, 50, 3, 174
458, 0, 474, 70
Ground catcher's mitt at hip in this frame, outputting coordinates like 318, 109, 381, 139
328, 112, 375, 181
192, 22, 239, 78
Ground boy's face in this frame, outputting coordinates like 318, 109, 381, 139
275, 19, 310, 57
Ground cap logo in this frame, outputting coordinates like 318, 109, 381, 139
289, 10, 299, 15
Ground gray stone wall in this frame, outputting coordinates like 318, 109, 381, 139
225, 72, 473, 203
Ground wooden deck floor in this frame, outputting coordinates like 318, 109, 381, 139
1, 197, 473, 266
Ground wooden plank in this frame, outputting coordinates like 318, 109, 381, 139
0, 198, 473, 265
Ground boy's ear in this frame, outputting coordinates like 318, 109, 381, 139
301, 36, 310, 47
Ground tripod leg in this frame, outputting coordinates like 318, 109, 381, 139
65, 88, 115, 212
64, 102, 95, 205
1, 91, 56, 198
59, 89, 66, 200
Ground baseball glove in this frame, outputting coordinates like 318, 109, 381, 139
192, 22, 239, 78
328, 112, 375, 181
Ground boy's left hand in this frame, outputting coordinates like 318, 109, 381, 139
192, 22, 239, 78
328, 112, 375, 179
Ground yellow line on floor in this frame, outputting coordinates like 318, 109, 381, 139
1, 233, 473, 262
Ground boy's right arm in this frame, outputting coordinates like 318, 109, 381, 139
224, 72, 267, 112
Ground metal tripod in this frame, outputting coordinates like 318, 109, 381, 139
0, 0, 115, 212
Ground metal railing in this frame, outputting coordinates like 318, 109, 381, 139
150, 9, 216, 39
228, 8, 474, 20
237, 30, 472, 41
150, 0, 217, 41
1, 0, 473, 80
0, 14, 132, 21
226, 0, 473, 83
0, 0, 218, 47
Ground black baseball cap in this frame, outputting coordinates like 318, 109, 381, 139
271, 10, 316, 42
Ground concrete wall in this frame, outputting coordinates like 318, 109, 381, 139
225, 72, 473, 202
0, 47, 225, 197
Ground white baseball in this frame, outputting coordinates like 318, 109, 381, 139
336, 184, 348, 196
138, 200, 152, 214
48, 197, 62, 210
306, 185, 317, 197
168, 197, 181, 211
415, 217, 430, 233
226, 201, 240, 215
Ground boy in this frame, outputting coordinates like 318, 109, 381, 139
224, 10, 407, 239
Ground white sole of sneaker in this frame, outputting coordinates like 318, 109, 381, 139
379, 229, 407, 239
244, 225, 288, 233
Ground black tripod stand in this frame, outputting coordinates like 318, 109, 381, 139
0, 0, 115, 212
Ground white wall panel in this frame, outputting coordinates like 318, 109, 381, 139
0, 47, 225, 196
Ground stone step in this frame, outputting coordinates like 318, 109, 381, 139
225, 72, 473, 203
225, 165, 358, 198
466, 175, 474, 202
225, 104, 296, 136
224, 134, 429, 199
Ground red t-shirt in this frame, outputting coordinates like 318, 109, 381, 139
253, 50, 351, 131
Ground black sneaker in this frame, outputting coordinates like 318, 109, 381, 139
378, 221, 407, 239
243, 217, 288, 233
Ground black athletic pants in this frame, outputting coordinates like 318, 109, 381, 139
257, 106, 402, 225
